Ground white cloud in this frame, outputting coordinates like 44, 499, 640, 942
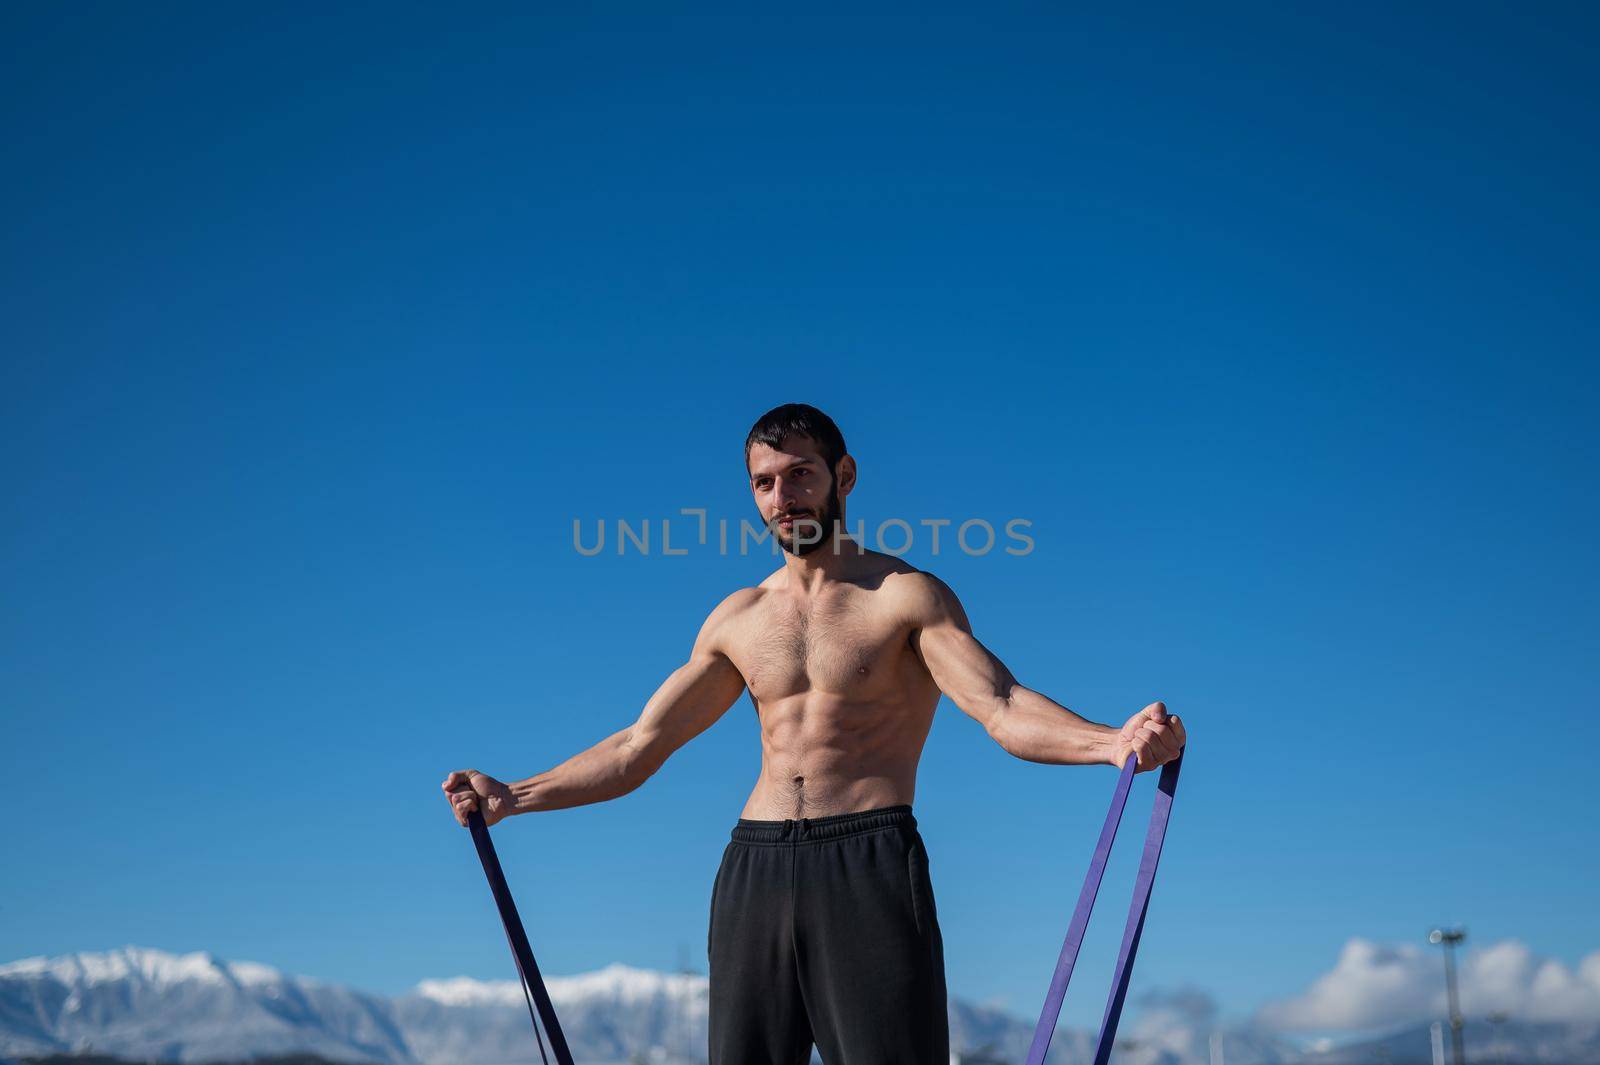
1257, 937, 1600, 1032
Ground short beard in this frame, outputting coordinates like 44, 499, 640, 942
768, 485, 842, 557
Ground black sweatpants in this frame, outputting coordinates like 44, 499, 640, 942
707, 804, 949, 1065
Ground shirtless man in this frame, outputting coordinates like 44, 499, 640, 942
443, 403, 1186, 1065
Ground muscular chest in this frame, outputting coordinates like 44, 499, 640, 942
732, 594, 909, 701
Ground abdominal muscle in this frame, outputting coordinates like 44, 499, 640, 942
739, 687, 940, 820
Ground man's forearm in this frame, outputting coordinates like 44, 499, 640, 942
990, 686, 1119, 766
506, 727, 651, 814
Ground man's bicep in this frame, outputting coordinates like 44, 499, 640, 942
916, 621, 1016, 724
909, 577, 1017, 727
626, 649, 746, 769
626, 596, 751, 764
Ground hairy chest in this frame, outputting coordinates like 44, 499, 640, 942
729, 594, 914, 701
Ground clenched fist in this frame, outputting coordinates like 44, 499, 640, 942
1112, 702, 1185, 772
441, 769, 516, 827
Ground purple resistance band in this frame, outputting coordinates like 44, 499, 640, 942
466, 809, 576, 1065
1025, 750, 1184, 1065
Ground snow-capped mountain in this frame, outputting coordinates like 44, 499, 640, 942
399, 964, 710, 1065
0, 948, 408, 1064
3, 948, 1596, 1065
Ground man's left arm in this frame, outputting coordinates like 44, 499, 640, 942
907, 573, 1185, 771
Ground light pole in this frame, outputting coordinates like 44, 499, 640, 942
1429, 928, 1466, 1065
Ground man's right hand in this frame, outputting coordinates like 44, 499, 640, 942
441, 769, 515, 828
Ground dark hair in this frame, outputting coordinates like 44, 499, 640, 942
744, 403, 848, 472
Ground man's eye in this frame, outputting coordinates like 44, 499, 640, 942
794, 469, 809, 478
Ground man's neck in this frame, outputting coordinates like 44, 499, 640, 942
780, 531, 868, 592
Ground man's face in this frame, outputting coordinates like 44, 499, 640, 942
747, 436, 842, 557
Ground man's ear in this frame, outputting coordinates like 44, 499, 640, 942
835, 454, 857, 498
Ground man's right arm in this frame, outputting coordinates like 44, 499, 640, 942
443, 593, 751, 826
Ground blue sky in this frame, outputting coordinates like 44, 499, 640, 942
3, 4, 1596, 1030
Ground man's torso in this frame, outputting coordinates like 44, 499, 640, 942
714, 551, 942, 819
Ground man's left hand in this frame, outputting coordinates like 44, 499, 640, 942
1112, 701, 1185, 772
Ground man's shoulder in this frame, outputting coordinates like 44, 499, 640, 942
689, 586, 767, 655
707, 584, 768, 623
863, 557, 961, 619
